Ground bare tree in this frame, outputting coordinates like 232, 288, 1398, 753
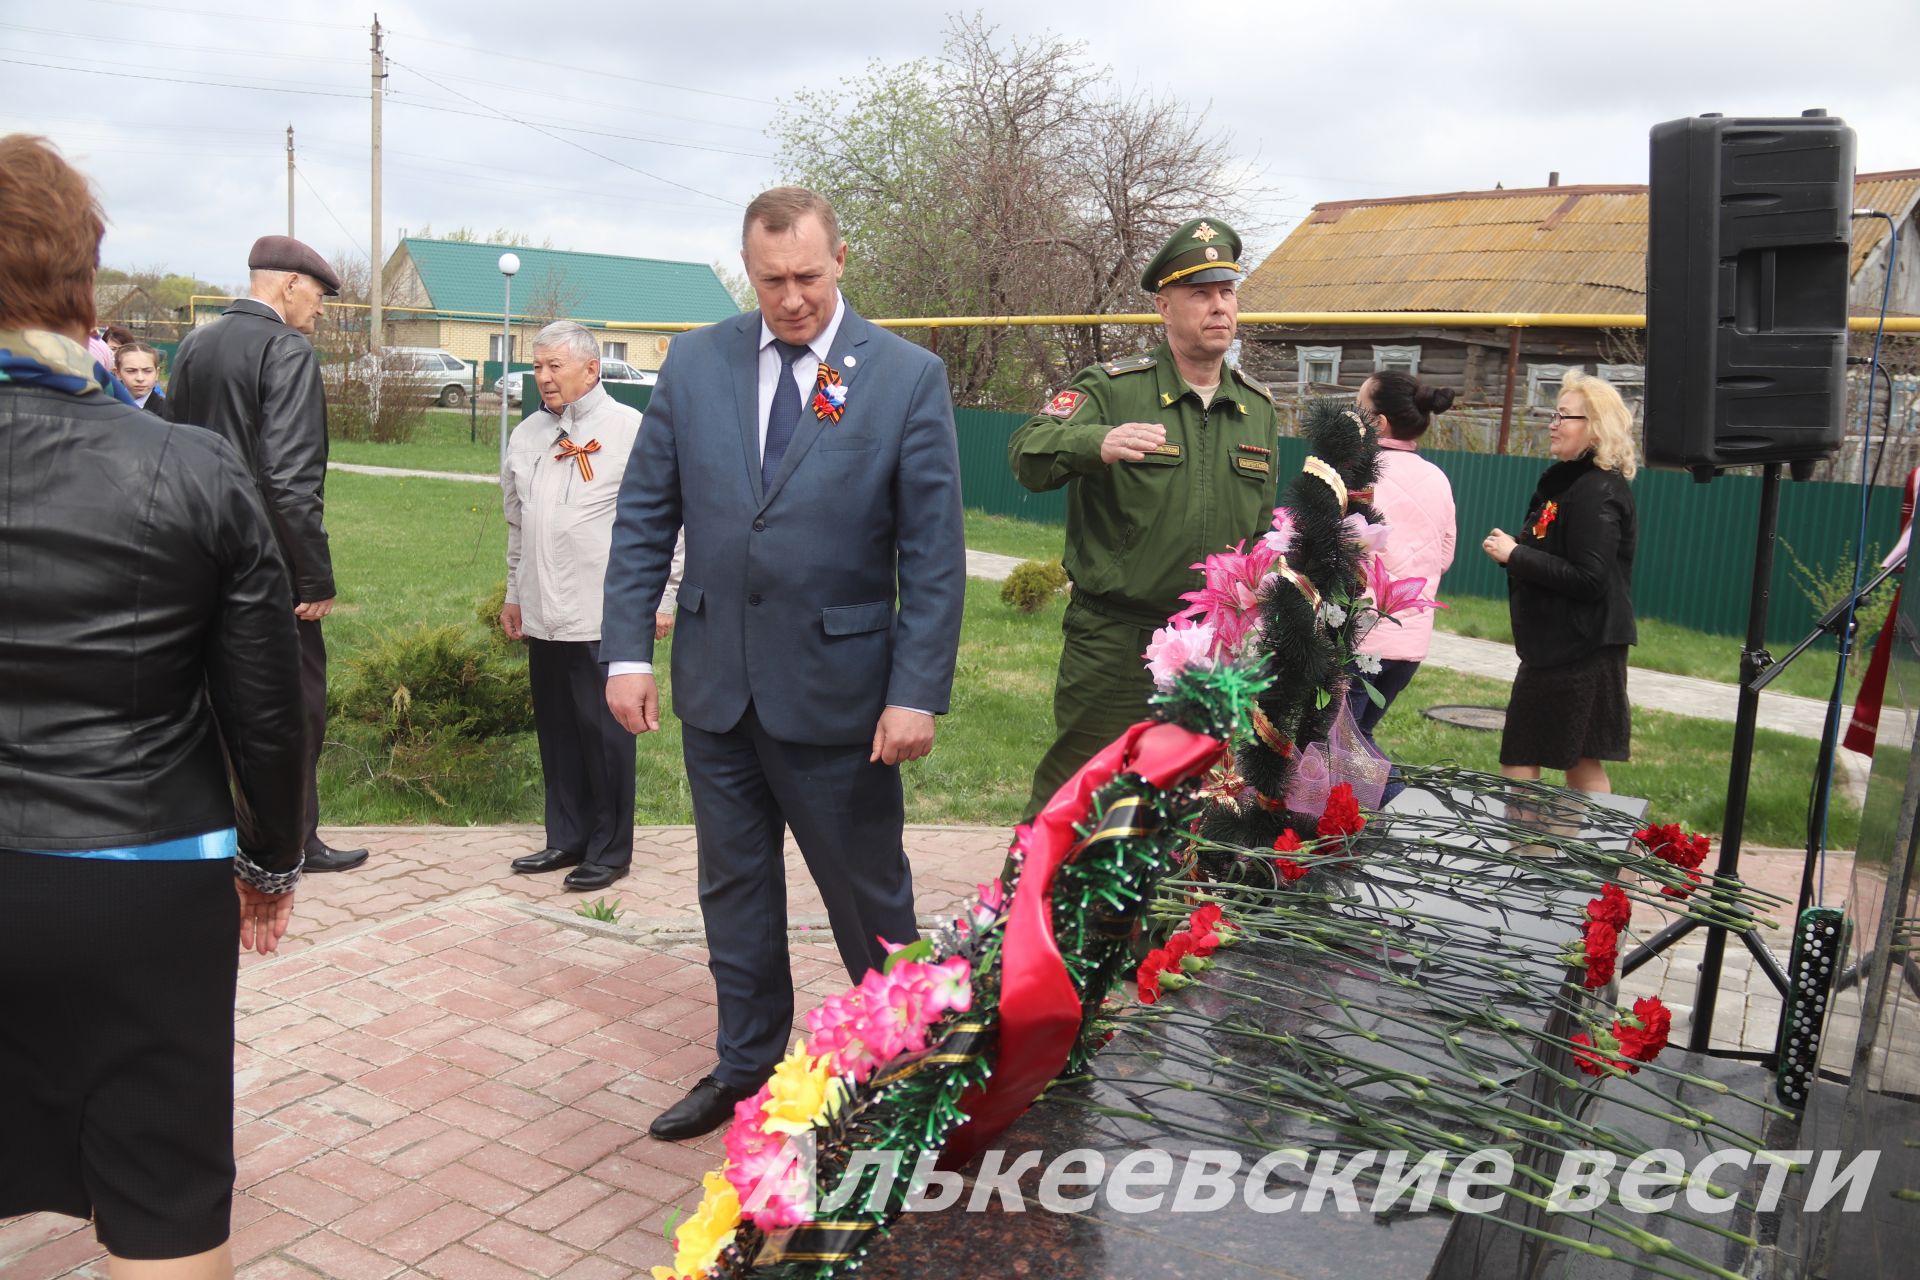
775, 13, 1254, 408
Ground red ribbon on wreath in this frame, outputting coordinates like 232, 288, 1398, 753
939, 719, 1225, 1167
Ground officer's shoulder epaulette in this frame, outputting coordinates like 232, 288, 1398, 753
1100, 353, 1157, 377
1233, 366, 1278, 405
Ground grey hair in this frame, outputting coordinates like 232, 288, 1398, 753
531, 320, 599, 363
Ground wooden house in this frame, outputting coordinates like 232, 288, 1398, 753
1238, 171, 1920, 423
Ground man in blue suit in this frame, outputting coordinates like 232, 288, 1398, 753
602, 186, 967, 1140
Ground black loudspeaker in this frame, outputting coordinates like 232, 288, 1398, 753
1645, 112, 1856, 480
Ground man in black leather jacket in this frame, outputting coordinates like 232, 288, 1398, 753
168, 235, 369, 872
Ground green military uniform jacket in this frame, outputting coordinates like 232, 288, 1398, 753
1009, 341, 1283, 625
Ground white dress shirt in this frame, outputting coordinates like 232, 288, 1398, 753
755, 292, 846, 457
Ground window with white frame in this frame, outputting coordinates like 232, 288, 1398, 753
1372, 344, 1421, 376
1597, 363, 1645, 404
601, 340, 628, 361
1297, 345, 1343, 388
1526, 363, 1576, 410
489, 333, 518, 363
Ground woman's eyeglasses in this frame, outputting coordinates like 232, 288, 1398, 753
1546, 411, 1588, 426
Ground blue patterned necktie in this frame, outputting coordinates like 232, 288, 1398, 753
762, 339, 809, 489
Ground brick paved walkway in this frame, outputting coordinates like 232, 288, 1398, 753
2, 826, 1009, 1280
1, 824, 1839, 1278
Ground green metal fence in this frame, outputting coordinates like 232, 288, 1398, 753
953, 408, 1898, 645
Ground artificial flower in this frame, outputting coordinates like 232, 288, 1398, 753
1263, 506, 1297, 556
1342, 512, 1392, 557
1363, 553, 1445, 619
758, 1042, 846, 1136
1319, 601, 1348, 629
652, 1169, 741, 1280
1531, 500, 1558, 541
1144, 618, 1218, 690
1354, 652, 1383, 676
1178, 540, 1279, 655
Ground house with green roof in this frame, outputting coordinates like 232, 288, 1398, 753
381, 237, 741, 373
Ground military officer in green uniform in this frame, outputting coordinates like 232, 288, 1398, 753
1011, 217, 1283, 817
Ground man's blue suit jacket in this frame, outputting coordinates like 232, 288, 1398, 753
601, 306, 967, 746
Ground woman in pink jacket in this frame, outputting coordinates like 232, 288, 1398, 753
1346, 371, 1457, 736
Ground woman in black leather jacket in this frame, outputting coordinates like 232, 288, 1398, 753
1481, 371, 1639, 794
0, 135, 307, 1278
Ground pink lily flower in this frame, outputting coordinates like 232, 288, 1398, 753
1364, 553, 1446, 618
1343, 513, 1392, 557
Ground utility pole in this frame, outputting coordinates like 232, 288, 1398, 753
369, 15, 385, 352
285, 124, 295, 236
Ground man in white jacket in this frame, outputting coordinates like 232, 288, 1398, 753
500, 321, 682, 890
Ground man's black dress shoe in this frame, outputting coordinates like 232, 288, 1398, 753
511, 847, 584, 874
305, 845, 370, 873
649, 1075, 755, 1141
563, 863, 629, 892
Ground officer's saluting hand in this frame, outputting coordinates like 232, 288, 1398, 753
1008, 218, 1282, 821
1100, 422, 1169, 464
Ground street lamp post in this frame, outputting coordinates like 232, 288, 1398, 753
498, 252, 520, 468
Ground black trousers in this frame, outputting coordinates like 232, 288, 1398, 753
1343, 657, 1422, 736
682, 704, 919, 1088
298, 618, 327, 858
527, 638, 635, 867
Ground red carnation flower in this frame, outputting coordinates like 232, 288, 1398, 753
1581, 919, 1618, 989
1660, 869, 1702, 900
1272, 828, 1303, 853
1614, 996, 1673, 1063
1586, 883, 1632, 931
1570, 1033, 1612, 1077
1317, 784, 1366, 839
1189, 904, 1224, 933
1136, 949, 1170, 1004
1165, 932, 1195, 962
1274, 857, 1309, 883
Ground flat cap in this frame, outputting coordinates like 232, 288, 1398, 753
1141, 218, 1243, 293
248, 234, 341, 296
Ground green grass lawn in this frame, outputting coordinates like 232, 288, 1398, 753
330, 408, 505, 475
316, 473, 1855, 846
326, 425, 1883, 710
1431, 591, 1877, 704
1372, 664, 1857, 849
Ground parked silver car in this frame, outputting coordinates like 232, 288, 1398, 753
495, 358, 656, 407
352, 347, 477, 408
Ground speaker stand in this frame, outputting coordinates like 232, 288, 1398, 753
1621, 462, 1791, 1053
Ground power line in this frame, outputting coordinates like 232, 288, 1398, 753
4, 21, 360, 65
384, 57, 743, 208
0, 57, 361, 99
293, 162, 364, 257
3, 46, 360, 95
389, 28, 778, 107
68, 0, 360, 31
390, 59, 768, 136
383, 89, 776, 161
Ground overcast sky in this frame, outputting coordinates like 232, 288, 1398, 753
4, 0, 1917, 291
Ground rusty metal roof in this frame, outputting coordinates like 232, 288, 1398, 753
1243, 173, 1920, 314
1853, 168, 1920, 278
